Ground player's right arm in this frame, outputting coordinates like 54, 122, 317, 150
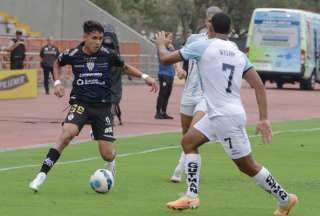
243, 66, 272, 144
175, 62, 187, 79
53, 49, 73, 98
53, 61, 65, 97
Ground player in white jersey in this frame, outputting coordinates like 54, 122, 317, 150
170, 6, 222, 183
155, 13, 297, 216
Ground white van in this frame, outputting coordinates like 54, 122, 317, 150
246, 8, 320, 90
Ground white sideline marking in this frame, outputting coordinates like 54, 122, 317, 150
0, 127, 319, 172
0, 146, 178, 172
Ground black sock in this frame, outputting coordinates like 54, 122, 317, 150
40, 148, 61, 174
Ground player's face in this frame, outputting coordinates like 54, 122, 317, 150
205, 16, 213, 30
84, 31, 103, 54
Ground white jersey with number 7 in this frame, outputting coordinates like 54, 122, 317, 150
179, 38, 253, 118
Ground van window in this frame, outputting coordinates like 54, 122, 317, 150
252, 11, 299, 48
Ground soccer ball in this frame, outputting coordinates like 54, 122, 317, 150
89, 169, 114, 193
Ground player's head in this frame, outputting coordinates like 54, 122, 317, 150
82, 20, 104, 54
210, 13, 231, 35
205, 6, 222, 30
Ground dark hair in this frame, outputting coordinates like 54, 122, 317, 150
211, 13, 231, 34
83, 20, 104, 34
16, 30, 23, 35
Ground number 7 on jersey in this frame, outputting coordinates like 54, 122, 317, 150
223, 63, 235, 93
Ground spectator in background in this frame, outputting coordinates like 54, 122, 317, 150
40, 36, 60, 94
155, 32, 175, 120
4, 30, 26, 70
103, 24, 123, 125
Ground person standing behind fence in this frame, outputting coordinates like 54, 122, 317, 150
40, 37, 60, 95
155, 32, 175, 119
4, 30, 26, 70
103, 25, 123, 125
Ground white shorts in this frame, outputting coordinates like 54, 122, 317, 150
194, 114, 251, 159
180, 98, 207, 116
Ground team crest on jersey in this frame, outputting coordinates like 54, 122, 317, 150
86, 62, 95, 71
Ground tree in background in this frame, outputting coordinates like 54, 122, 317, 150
91, 0, 320, 42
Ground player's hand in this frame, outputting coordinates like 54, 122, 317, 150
176, 67, 187, 79
256, 119, 272, 144
144, 76, 158, 93
154, 31, 170, 47
54, 84, 65, 98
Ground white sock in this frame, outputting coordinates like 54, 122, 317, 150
253, 167, 289, 206
105, 159, 116, 177
173, 151, 185, 176
185, 153, 201, 198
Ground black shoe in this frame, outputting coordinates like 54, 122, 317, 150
163, 113, 174, 119
154, 113, 164, 119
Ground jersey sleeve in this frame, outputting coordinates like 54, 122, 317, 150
242, 53, 254, 76
57, 49, 73, 66
179, 40, 210, 61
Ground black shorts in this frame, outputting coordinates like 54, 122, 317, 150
63, 102, 115, 142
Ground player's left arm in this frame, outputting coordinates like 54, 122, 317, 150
122, 64, 158, 93
243, 67, 272, 144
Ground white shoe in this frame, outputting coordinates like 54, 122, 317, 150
29, 172, 47, 192
170, 174, 182, 183
105, 161, 116, 178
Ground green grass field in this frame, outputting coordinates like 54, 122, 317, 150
0, 119, 319, 216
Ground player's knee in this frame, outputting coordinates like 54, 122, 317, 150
61, 128, 76, 141
100, 151, 114, 162
181, 136, 196, 153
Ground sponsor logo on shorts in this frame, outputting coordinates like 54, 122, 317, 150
104, 127, 113, 134
105, 117, 111, 125
67, 113, 74, 121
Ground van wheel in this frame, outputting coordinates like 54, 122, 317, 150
300, 72, 316, 90
276, 81, 283, 89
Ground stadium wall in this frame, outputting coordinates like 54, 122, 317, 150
0, 0, 156, 55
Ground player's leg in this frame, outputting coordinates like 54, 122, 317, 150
162, 75, 174, 119
232, 154, 297, 215
115, 103, 122, 125
91, 105, 116, 177
171, 100, 206, 183
167, 115, 210, 210
43, 66, 50, 94
170, 110, 193, 183
217, 114, 297, 215
29, 104, 87, 191
155, 75, 165, 119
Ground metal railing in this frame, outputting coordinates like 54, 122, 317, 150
0, 51, 159, 86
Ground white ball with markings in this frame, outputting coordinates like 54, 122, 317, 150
89, 169, 114, 193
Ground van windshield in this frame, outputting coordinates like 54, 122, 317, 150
252, 11, 299, 48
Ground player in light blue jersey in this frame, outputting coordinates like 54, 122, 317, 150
170, 6, 222, 183
155, 13, 297, 216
